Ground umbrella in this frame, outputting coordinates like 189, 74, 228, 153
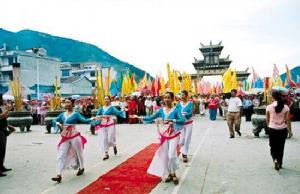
131, 92, 141, 97
272, 86, 288, 93
294, 88, 300, 94
3, 94, 14, 100
71, 95, 81, 99
248, 88, 264, 94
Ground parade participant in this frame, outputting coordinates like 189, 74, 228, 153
133, 92, 185, 185
208, 94, 219, 120
176, 90, 193, 163
266, 91, 289, 171
226, 89, 242, 138
51, 98, 94, 183
94, 96, 126, 160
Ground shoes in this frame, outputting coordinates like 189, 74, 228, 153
274, 160, 280, 171
230, 135, 235, 138
172, 174, 179, 185
77, 168, 84, 176
236, 131, 241, 136
103, 154, 109, 161
113, 146, 117, 155
253, 132, 259, 138
51, 175, 62, 183
288, 133, 293, 138
1, 167, 12, 172
0, 173, 7, 177
182, 154, 188, 163
165, 174, 173, 183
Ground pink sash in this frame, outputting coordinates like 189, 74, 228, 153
159, 124, 181, 145
184, 120, 193, 125
94, 116, 115, 131
57, 126, 87, 149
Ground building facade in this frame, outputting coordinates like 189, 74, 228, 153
61, 62, 117, 87
0, 44, 61, 99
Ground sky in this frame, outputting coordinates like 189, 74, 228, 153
1, 0, 300, 80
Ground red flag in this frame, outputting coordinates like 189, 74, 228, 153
154, 76, 161, 96
151, 80, 155, 96
285, 65, 297, 88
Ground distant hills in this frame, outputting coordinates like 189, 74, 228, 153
0, 28, 147, 80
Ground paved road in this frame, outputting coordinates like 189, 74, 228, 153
1, 115, 300, 194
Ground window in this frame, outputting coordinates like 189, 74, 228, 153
62, 69, 70, 77
8, 57, 14, 65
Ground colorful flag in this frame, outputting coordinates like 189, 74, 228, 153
285, 64, 297, 88
273, 64, 279, 78
222, 68, 232, 93
252, 67, 259, 85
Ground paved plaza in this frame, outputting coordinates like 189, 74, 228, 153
1, 115, 300, 194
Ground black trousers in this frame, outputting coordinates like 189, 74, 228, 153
269, 128, 287, 165
0, 130, 7, 169
243, 107, 253, 121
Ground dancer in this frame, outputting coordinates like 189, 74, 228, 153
51, 98, 94, 183
94, 96, 126, 160
132, 92, 185, 185
176, 90, 193, 163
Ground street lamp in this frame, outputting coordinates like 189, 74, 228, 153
33, 48, 40, 100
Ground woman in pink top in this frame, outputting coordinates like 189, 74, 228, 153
266, 91, 289, 171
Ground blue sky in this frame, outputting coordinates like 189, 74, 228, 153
0, 0, 299, 80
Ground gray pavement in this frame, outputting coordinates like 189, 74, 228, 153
1, 115, 300, 194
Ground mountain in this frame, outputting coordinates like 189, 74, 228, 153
0, 28, 147, 80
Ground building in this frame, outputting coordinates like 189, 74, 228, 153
61, 76, 92, 97
189, 41, 249, 82
61, 62, 117, 87
0, 44, 61, 99
193, 41, 232, 79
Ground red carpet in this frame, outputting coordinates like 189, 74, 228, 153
78, 144, 161, 194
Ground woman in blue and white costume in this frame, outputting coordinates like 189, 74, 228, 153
176, 90, 194, 163
137, 92, 185, 185
51, 98, 95, 183
94, 96, 126, 160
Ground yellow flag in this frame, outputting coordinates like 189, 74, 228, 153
232, 69, 238, 90
222, 68, 232, 93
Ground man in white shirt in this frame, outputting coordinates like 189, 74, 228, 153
144, 96, 153, 116
226, 89, 243, 138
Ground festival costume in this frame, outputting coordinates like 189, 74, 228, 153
53, 112, 91, 175
144, 107, 184, 178
95, 106, 126, 156
176, 101, 194, 156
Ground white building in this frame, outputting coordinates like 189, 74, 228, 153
0, 44, 61, 99
61, 62, 117, 87
61, 76, 92, 97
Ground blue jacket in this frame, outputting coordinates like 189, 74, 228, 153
176, 101, 194, 121
143, 106, 185, 132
